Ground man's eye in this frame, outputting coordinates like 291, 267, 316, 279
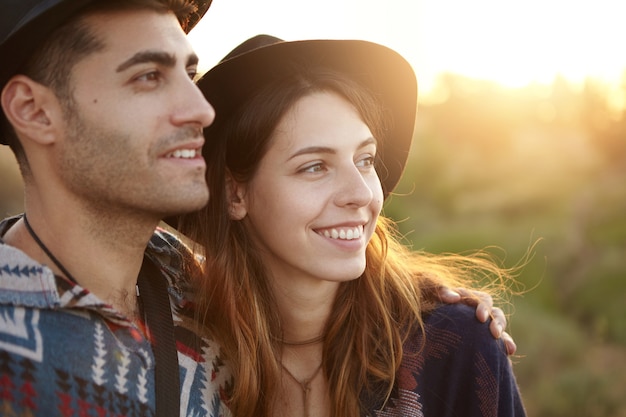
136, 71, 160, 82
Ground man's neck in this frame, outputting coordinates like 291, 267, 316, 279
3, 211, 158, 318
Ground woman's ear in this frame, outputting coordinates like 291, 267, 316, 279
226, 174, 248, 220
1, 75, 61, 145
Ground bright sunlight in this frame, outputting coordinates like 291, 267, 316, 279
189, 0, 626, 104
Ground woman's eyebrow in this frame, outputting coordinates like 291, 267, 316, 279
288, 146, 335, 161
288, 137, 377, 161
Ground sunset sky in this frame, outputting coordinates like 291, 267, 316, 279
188, 0, 626, 104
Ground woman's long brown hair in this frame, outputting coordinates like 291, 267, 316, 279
179, 66, 514, 416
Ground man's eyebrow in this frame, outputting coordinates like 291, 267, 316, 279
288, 137, 377, 161
116, 51, 199, 72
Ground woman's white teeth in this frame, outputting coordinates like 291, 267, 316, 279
322, 225, 363, 240
168, 149, 197, 158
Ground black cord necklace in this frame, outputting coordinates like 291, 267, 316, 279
22, 214, 79, 284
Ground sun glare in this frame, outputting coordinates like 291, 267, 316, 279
190, 0, 626, 103
419, 0, 624, 86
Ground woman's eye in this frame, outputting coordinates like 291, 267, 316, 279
356, 156, 375, 168
188, 69, 198, 81
301, 162, 325, 173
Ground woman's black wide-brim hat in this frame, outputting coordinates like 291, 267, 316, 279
0, 0, 212, 145
197, 34, 418, 197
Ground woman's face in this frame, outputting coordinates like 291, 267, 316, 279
231, 91, 384, 286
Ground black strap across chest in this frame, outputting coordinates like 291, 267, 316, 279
137, 255, 180, 417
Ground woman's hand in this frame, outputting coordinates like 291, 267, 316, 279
438, 287, 517, 355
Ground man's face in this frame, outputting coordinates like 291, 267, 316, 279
56, 8, 214, 219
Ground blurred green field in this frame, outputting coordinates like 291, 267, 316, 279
384, 74, 626, 417
1, 73, 625, 416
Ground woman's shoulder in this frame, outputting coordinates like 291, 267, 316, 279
423, 303, 488, 333
395, 304, 525, 416
412, 303, 509, 361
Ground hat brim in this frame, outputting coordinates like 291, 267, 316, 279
197, 37, 417, 197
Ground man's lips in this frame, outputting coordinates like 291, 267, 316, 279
164, 148, 202, 159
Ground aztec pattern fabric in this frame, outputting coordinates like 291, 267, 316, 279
0, 217, 233, 417
367, 303, 527, 417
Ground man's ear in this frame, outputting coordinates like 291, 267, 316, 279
1, 75, 62, 145
226, 174, 248, 220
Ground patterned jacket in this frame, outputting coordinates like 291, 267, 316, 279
370, 303, 527, 417
0, 216, 232, 417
